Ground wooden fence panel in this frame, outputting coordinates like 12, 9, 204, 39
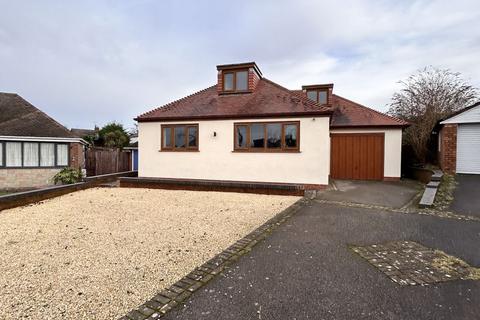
85, 148, 131, 176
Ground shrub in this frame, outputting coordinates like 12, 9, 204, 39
53, 167, 84, 185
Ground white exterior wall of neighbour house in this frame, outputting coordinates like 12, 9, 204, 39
139, 117, 331, 186
329, 128, 403, 178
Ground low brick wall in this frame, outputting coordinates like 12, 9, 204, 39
119, 177, 316, 196
0, 168, 61, 191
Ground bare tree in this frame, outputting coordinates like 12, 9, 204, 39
388, 66, 478, 164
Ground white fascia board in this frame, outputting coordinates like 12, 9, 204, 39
0, 136, 89, 145
441, 105, 480, 124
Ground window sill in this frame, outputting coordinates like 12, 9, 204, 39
158, 149, 199, 152
231, 150, 301, 153
219, 90, 252, 95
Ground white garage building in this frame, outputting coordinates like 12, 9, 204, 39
439, 102, 480, 174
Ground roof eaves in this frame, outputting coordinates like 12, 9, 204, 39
136, 110, 332, 123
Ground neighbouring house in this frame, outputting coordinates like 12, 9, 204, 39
70, 128, 98, 139
437, 102, 480, 174
135, 62, 408, 189
0, 92, 88, 190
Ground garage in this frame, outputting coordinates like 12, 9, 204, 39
456, 124, 480, 174
330, 133, 384, 180
439, 102, 480, 175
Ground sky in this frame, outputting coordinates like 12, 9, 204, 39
0, 0, 479, 130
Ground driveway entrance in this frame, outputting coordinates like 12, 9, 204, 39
316, 179, 422, 209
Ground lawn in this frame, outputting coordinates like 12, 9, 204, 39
0, 188, 299, 320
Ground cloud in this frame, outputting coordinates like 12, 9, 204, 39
0, 0, 479, 128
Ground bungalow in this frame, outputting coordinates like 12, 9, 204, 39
0, 92, 88, 190
438, 102, 480, 174
135, 62, 408, 189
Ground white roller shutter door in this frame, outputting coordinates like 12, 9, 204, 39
457, 124, 480, 174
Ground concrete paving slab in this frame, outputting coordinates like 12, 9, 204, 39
316, 179, 422, 208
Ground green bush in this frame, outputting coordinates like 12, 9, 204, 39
53, 168, 84, 185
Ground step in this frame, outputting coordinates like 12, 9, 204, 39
426, 181, 441, 188
419, 187, 437, 207
430, 170, 443, 182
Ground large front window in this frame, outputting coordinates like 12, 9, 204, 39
0, 141, 69, 168
161, 124, 199, 151
234, 121, 300, 152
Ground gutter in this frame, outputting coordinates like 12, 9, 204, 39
0, 135, 89, 145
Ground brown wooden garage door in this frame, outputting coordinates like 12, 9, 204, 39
330, 133, 384, 180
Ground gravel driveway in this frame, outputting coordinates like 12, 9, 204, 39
0, 188, 299, 320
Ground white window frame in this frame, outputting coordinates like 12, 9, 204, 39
0, 141, 69, 168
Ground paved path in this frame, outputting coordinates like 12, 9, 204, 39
164, 202, 480, 320
450, 174, 480, 217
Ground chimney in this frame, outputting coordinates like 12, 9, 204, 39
301, 83, 334, 105
216, 62, 262, 94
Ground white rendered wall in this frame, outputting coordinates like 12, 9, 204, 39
139, 117, 331, 185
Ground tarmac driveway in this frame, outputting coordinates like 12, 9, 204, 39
164, 202, 480, 320
450, 174, 480, 217
316, 179, 422, 208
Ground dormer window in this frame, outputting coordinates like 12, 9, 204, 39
307, 89, 328, 104
217, 62, 262, 94
302, 84, 334, 105
223, 70, 248, 92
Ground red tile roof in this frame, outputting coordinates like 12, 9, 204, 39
330, 94, 409, 128
136, 78, 332, 122
137, 77, 408, 128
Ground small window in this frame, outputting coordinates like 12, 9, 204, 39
307, 90, 317, 101
174, 127, 186, 148
23, 142, 39, 167
306, 89, 328, 104
318, 91, 328, 104
235, 125, 248, 149
56, 144, 69, 166
6, 142, 22, 167
40, 143, 55, 167
161, 124, 199, 151
234, 121, 300, 152
266, 123, 281, 148
223, 73, 234, 91
187, 126, 197, 148
162, 127, 172, 148
250, 123, 265, 148
223, 69, 249, 92
284, 124, 298, 148
236, 71, 248, 91
0, 142, 3, 167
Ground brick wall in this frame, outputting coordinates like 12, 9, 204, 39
248, 68, 261, 91
70, 142, 85, 169
439, 124, 457, 174
0, 168, 61, 191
